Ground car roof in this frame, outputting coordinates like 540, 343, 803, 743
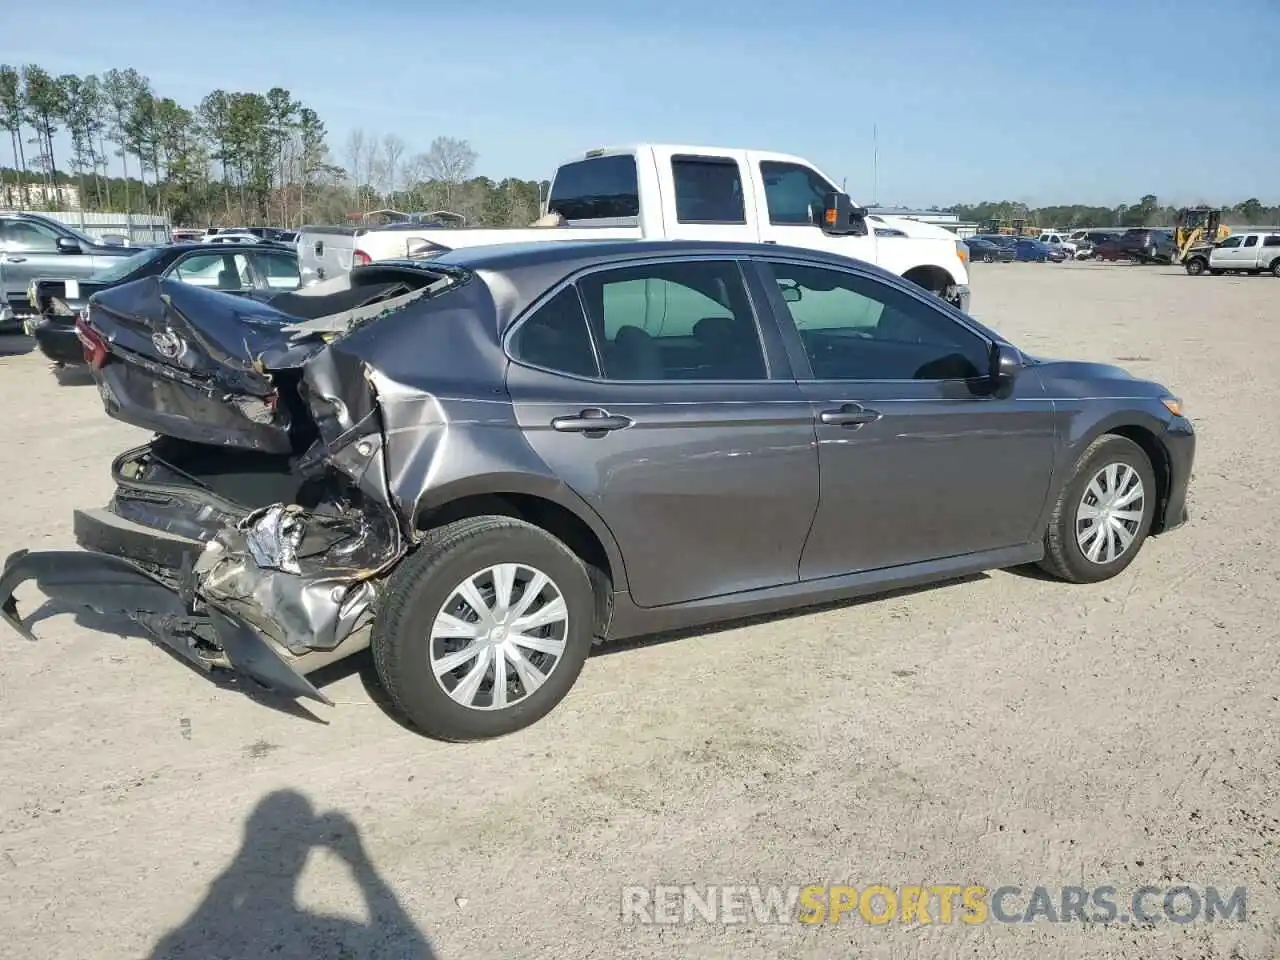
432, 238, 895, 275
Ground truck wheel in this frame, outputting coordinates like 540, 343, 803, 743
1184, 258, 1207, 276
372, 516, 596, 741
1038, 435, 1156, 584
1271, 259, 1280, 278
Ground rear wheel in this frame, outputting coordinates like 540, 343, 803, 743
372, 516, 596, 741
982, 253, 994, 263
1038, 435, 1156, 584
1271, 259, 1280, 278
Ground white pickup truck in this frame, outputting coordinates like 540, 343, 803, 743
299, 144, 972, 310
1182, 231, 1280, 277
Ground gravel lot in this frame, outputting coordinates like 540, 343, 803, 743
0, 262, 1276, 960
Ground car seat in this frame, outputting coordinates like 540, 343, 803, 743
608, 325, 663, 380
692, 315, 765, 379
216, 268, 241, 291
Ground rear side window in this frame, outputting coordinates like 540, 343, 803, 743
547, 155, 639, 221
508, 286, 600, 378
1264, 236, 1280, 247
1243, 235, 1258, 248
671, 156, 745, 224
576, 259, 767, 381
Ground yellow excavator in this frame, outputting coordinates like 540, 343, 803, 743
980, 217, 1038, 236
1174, 207, 1230, 262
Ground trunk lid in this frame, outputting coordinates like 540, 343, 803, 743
85, 276, 327, 453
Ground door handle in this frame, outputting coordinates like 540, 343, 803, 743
819, 403, 882, 428
551, 408, 632, 433
5, 256, 26, 263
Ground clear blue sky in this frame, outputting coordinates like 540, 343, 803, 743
4, 0, 1277, 207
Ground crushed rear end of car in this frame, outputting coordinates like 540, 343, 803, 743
0, 263, 469, 705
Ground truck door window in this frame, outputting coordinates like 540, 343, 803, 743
1243, 235, 1258, 248
670, 156, 746, 224
759, 161, 837, 226
2, 219, 59, 252
577, 259, 766, 381
547, 155, 639, 221
1218, 236, 1242, 249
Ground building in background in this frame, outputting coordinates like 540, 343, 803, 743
867, 206, 978, 238
2, 182, 82, 211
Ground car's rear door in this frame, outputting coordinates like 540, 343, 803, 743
750, 256, 1056, 580
504, 255, 820, 608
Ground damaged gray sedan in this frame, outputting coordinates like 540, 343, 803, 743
0, 240, 1194, 740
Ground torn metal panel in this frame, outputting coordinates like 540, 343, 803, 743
194, 498, 402, 655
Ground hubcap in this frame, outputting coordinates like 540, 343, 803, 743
1076, 463, 1145, 565
429, 563, 568, 711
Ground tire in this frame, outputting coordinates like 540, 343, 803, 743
372, 515, 596, 741
1271, 259, 1280, 278
983, 253, 993, 263
1184, 258, 1206, 276
1038, 435, 1157, 584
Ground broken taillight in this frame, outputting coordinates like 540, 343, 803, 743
75, 313, 109, 369
353, 249, 372, 267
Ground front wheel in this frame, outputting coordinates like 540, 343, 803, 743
1271, 259, 1280, 278
1184, 258, 1207, 276
1038, 435, 1157, 584
372, 516, 597, 741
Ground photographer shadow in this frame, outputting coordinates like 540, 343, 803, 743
150, 789, 437, 960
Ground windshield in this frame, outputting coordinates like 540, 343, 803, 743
90, 247, 167, 283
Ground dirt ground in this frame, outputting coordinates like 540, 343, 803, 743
0, 262, 1277, 960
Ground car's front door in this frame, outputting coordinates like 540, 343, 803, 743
504, 257, 820, 608
746, 157, 879, 265
1209, 235, 1244, 270
0, 217, 66, 305
753, 258, 1057, 580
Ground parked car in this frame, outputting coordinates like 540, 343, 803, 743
1014, 238, 1066, 262
0, 212, 142, 330
1117, 228, 1176, 264
1072, 230, 1123, 259
1183, 232, 1280, 276
299, 144, 972, 312
1037, 232, 1078, 257
28, 243, 302, 367
964, 237, 1015, 263
0, 239, 1194, 741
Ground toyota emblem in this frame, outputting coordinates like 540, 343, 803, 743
151, 329, 185, 360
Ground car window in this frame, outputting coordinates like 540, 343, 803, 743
671, 156, 746, 224
2, 218, 60, 252
250, 251, 301, 290
759, 161, 837, 226
764, 261, 989, 381
576, 259, 766, 381
1264, 236, 1280, 248
1219, 236, 1243, 249
508, 286, 599, 378
547, 154, 639, 222
168, 252, 251, 290
1243, 235, 1258, 248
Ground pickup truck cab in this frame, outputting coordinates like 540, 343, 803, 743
1183, 232, 1280, 276
300, 144, 971, 311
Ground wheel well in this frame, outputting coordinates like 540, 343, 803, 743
903, 264, 953, 295
417, 493, 615, 635
1106, 425, 1173, 533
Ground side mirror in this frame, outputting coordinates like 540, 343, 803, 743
56, 237, 82, 254
819, 192, 867, 236
991, 343, 1023, 382
778, 280, 803, 303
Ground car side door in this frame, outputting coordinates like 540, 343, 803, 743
504, 256, 820, 609
747, 157, 879, 266
1208, 235, 1243, 270
751, 257, 1057, 580
0, 218, 67, 303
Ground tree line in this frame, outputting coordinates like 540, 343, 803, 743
945, 195, 1280, 229
0, 62, 546, 228
2, 62, 1275, 231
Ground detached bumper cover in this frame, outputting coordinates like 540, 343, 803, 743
0, 548, 331, 705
